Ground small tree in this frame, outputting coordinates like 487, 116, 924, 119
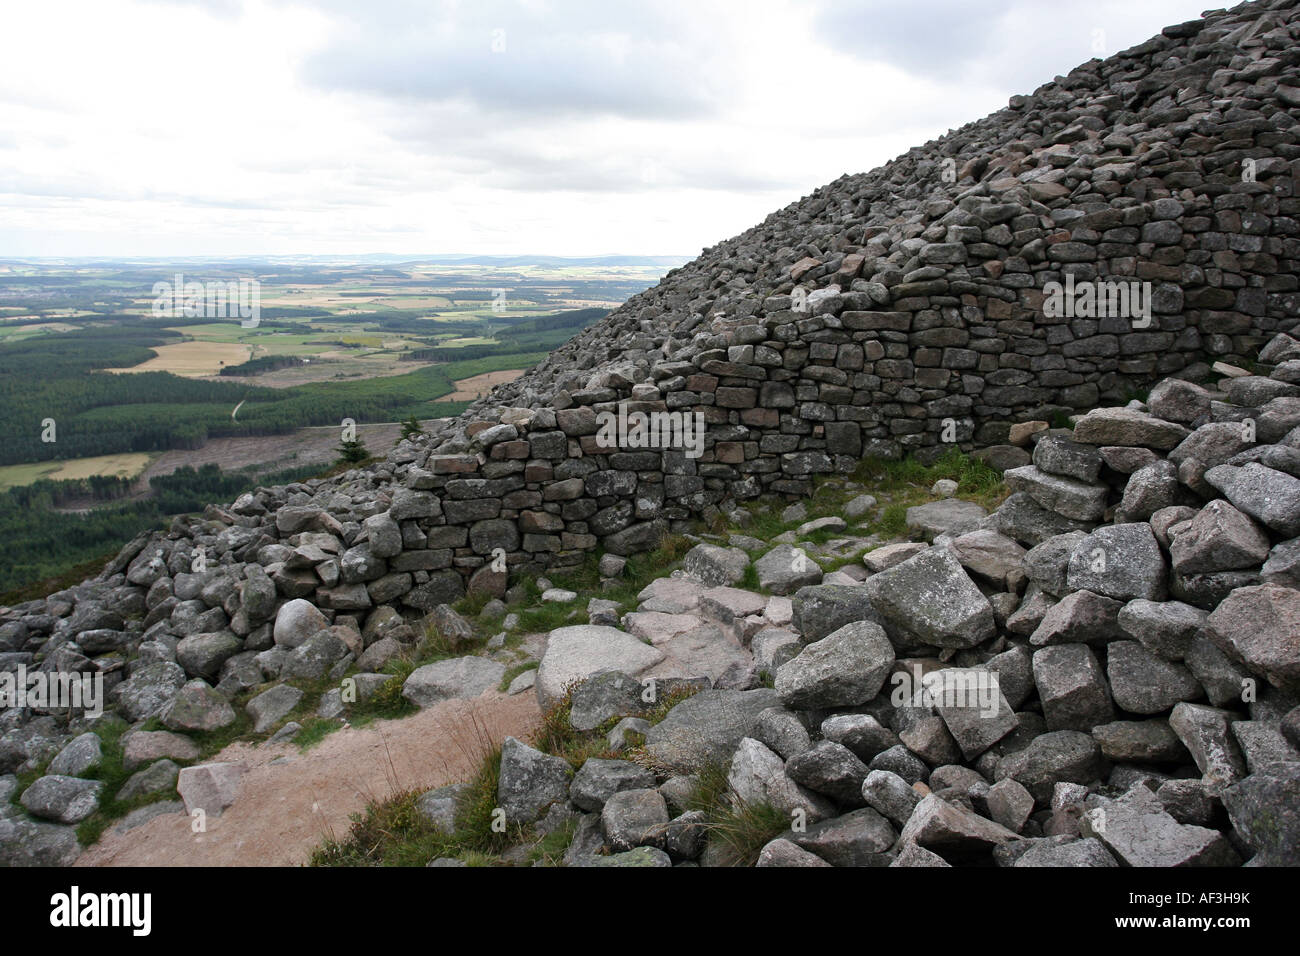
336, 437, 370, 464
399, 415, 424, 442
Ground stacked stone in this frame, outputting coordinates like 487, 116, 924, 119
4, 0, 1300, 866
514, 331, 1300, 866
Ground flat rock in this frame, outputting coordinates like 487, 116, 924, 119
535, 625, 665, 710
402, 657, 505, 708
1072, 407, 1189, 450
1066, 523, 1167, 601
905, 499, 987, 541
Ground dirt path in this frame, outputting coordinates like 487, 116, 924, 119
75, 691, 542, 867
442, 368, 525, 401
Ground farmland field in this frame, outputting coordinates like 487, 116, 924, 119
0, 452, 154, 491
107, 339, 252, 376
0, 254, 685, 595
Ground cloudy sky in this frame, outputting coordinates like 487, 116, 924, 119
0, 0, 1211, 259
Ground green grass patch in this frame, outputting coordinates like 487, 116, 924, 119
73, 716, 187, 846
293, 718, 344, 751
498, 661, 538, 693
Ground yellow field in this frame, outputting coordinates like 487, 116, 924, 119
107, 340, 252, 376
0, 453, 154, 490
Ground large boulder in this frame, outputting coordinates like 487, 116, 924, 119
1032, 645, 1114, 731
114, 661, 186, 722
1206, 584, 1300, 693
535, 626, 665, 711
641, 688, 779, 774
497, 736, 571, 825
20, 775, 103, 824
1066, 524, 1167, 601
775, 621, 894, 710
401, 657, 505, 708
1204, 463, 1300, 537
273, 599, 328, 649
1169, 501, 1271, 576
864, 547, 995, 649
790, 584, 881, 642
159, 679, 237, 732
681, 543, 749, 587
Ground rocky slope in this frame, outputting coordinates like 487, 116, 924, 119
2, 0, 1299, 866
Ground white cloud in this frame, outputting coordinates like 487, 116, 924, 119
0, 0, 1213, 257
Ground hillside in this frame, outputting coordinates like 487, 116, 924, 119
1, 0, 1298, 869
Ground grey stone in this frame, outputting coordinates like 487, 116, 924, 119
860, 768, 922, 827
754, 544, 823, 595
681, 543, 750, 587
497, 736, 571, 825
1168, 703, 1247, 791
1106, 641, 1202, 714
247, 684, 304, 734
1092, 720, 1188, 763
726, 736, 835, 822
1066, 523, 1167, 601
787, 807, 896, 866
115, 661, 186, 722
1082, 787, 1239, 867
117, 759, 180, 801
1032, 644, 1114, 731
904, 498, 987, 541
790, 584, 881, 642
177, 761, 245, 817
1221, 771, 1300, 865
775, 621, 894, 709
1170, 501, 1271, 576
822, 713, 899, 762
1029, 589, 1124, 646
864, 547, 995, 649
160, 679, 236, 732
994, 730, 1106, 804
1205, 463, 1300, 537
46, 732, 102, 777
0, 816, 81, 867
785, 741, 871, 806
402, 656, 505, 708
756, 837, 833, 867
642, 689, 779, 774
601, 788, 669, 851
272, 598, 328, 648
20, 775, 102, 823
1206, 584, 1300, 693
535, 625, 665, 711
570, 758, 657, 812
1116, 599, 1206, 660
898, 793, 1020, 860
1003, 465, 1108, 521
1013, 837, 1117, 867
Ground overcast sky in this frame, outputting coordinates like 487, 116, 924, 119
0, 0, 1212, 259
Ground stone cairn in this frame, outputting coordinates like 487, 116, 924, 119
2, 0, 1298, 865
